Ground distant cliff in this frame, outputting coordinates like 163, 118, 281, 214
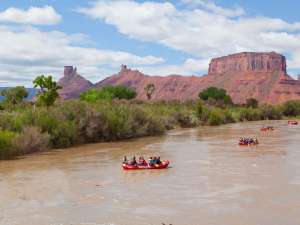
58, 52, 300, 104
205, 52, 300, 104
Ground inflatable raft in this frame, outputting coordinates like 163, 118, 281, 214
239, 141, 259, 146
122, 160, 170, 170
260, 126, 274, 131
288, 120, 298, 125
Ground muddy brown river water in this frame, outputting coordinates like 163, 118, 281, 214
1, 121, 300, 225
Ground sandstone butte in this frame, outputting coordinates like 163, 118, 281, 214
58, 52, 300, 104
58, 66, 94, 99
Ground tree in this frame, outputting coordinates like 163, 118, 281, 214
144, 83, 155, 100
33, 75, 62, 107
80, 88, 113, 102
102, 86, 136, 100
80, 86, 137, 103
0, 86, 28, 105
282, 100, 300, 116
246, 98, 259, 108
199, 87, 232, 105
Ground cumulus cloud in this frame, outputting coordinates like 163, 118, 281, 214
79, 0, 300, 73
0, 25, 164, 86
0, 6, 62, 25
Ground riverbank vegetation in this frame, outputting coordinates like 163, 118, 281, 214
1, 84, 300, 159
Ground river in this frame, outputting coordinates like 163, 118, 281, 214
0, 121, 300, 225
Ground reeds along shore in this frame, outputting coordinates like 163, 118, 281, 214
0, 99, 300, 159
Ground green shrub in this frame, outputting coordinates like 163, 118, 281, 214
282, 101, 300, 117
199, 107, 211, 123
103, 105, 133, 140
199, 87, 233, 105
80, 88, 113, 102
102, 86, 137, 100
80, 86, 136, 103
208, 108, 225, 125
237, 107, 262, 121
34, 109, 77, 148
260, 104, 282, 120
50, 121, 77, 148
195, 100, 204, 118
0, 130, 18, 159
143, 114, 165, 135
223, 108, 235, 123
175, 110, 199, 128
125, 104, 166, 136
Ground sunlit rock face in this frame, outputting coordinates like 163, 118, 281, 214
206, 52, 300, 104
208, 52, 286, 74
58, 66, 94, 99
59, 52, 300, 104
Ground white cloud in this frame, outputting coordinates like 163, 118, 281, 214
180, 0, 245, 17
79, 0, 300, 73
0, 6, 62, 25
0, 25, 164, 86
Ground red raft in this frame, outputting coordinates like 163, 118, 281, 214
288, 120, 298, 125
122, 160, 170, 170
239, 142, 259, 146
260, 126, 274, 131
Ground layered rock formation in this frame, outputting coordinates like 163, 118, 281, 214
58, 52, 300, 104
58, 66, 94, 99
204, 52, 300, 104
208, 52, 287, 74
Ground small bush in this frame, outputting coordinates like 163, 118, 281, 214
223, 108, 235, 123
199, 107, 211, 123
13, 126, 50, 154
237, 107, 261, 121
175, 110, 199, 128
208, 108, 225, 126
50, 121, 77, 148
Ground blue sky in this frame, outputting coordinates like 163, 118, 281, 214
0, 0, 299, 86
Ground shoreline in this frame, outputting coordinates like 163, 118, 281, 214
2, 118, 294, 162
1, 99, 299, 160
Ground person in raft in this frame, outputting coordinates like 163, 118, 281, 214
156, 156, 161, 164
149, 156, 162, 165
138, 156, 146, 165
131, 156, 137, 165
148, 157, 154, 166
125, 156, 137, 165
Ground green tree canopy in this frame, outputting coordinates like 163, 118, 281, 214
102, 86, 136, 100
80, 86, 136, 103
33, 75, 62, 107
199, 87, 232, 105
0, 86, 28, 105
